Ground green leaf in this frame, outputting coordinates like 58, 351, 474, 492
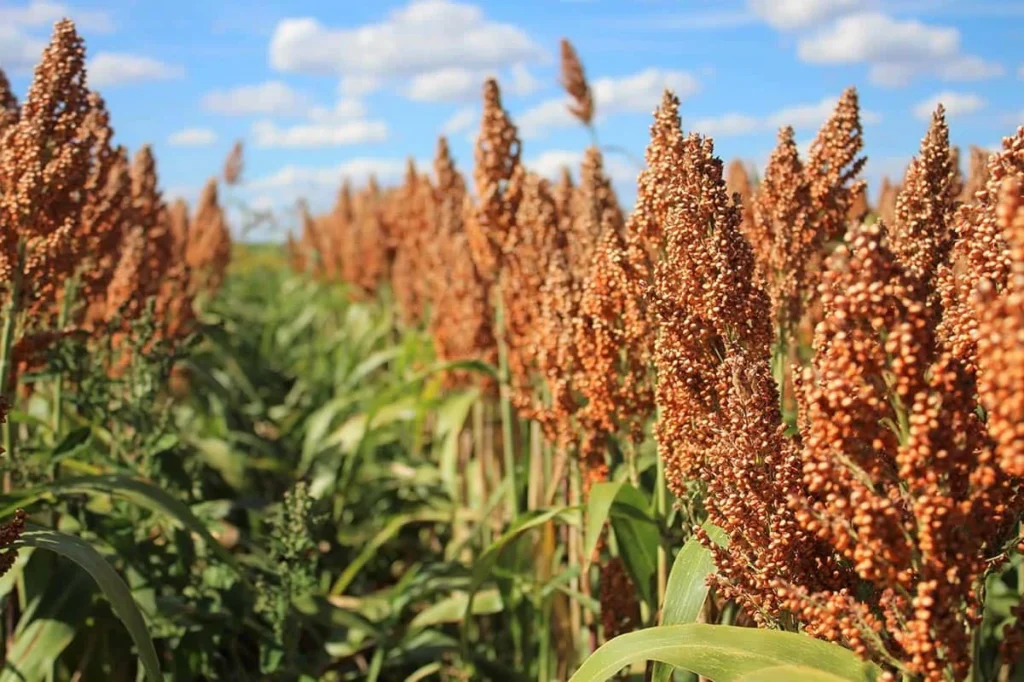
0, 475, 246, 584
410, 589, 504, 629
608, 484, 659, 606
52, 426, 92, 457
653, 523, 729, 682
330, 508, 451, 596
568, 624, 881, 682
434, 388, 480, 498
343, 347, 400, 389
462, 506, 577, 648
0, 559, 90, 682
15, 529, 162, 682
300, 395, 356, 473
582, 481, 625, 572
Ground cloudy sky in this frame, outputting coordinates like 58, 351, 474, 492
1, 0, 1022, 236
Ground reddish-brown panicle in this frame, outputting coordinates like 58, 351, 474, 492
223, 139, 244, 186
466, 78, 521, 282
559, 38, 594, 127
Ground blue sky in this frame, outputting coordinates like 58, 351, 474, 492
1, 0, 1022, 238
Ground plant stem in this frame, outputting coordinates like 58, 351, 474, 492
0, 241, 25, 491
538, 594, 551, 682
493, 279, 519, 519
473, 400, 491, 546
53, 275, 78, 435
656, 445, 668, 615
568, 455, 582, 654
528, 420, 543, 510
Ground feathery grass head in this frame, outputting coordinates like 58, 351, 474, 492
466, 78, 521, 281
223, 139, 244, 186
559, 38, 594, 126
427, 145, 497, 389
187, 178, 231, 296
975, 177, 1024, 477
961, 144, 991, 203
79, 96, 133, 327
753, 125, 815, 332
0, 67, 18, 133
805, 86, 867, 244
128, 144, 172, 313
0, 19, 92, 313
937, 128, 1023, 371
890, 104, 958, 289
877, 176, 900, 226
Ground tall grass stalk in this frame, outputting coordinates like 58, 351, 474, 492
472, 400, 491, 545
493, 280, 519, 519
0, 241, 25, 489
655, 442, 668, 613
53, 275, 78, 434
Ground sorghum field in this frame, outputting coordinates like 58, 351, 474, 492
0, 11, 1023, 682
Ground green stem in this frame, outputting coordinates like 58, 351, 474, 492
366, 645, 385, 682
538, 594, 551, 682
0, 241, 25, 482
655, 445, 668, 616
493, 280, 518, 519
53, 276, 78, 435
473, 400, 490, 546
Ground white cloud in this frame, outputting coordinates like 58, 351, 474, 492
518, 98, 576, 139
249, 158, 412, 190
406, 67, 483, 102
269, 0, 544, 79
938, 55, 1004, 81
168, 128, 217, 146
88, 53, 183, 87
406, 62, 541, 102
509, 63, 539, 96
691, 94, 881, 140
799, 13, 956, 65
768, 95, 882, 128
912, 91, 986, 121
0, 1, 114, 33
251, 119, 388, 148
0, 25, 45, 70
797, 12, 1002, 87
691, 113, 760, 137
308, 98, 367, 123
593, 69, 700, 115
527, 149, 640, 198
613, 9, 757, 32
1019, 64, 1024, 79
748, 0, 859, 30
441, 106, 477, 135
339, 74, 380, 97
518, 68, 700, 139
202, 81, 310, 117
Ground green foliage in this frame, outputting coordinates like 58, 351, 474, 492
0, 251, 1016, 682
568, 625, 883, 682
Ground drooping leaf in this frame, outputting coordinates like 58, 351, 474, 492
15, 529, 163, 682
582, 481, 625, 572
433, 388, 481, 498
0, 559, 90, 682
608, 484, 660, 606
0, 475, 246, 583
331, 508, 451, 596
462, 506, 578, 648
410, 589, 504, 629
568, 624, 881, 682
653, 523, 729, 682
